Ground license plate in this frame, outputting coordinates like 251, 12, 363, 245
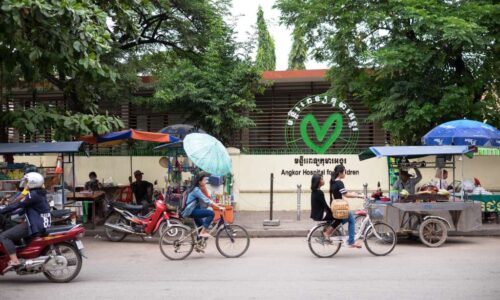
75, 240, 84, 250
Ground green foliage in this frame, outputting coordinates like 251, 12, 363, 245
148, 9, 265, 144
255, 6, 276, 71
0, 106, 124, 141
276, 0, 500, 144
288, 27, 307, 70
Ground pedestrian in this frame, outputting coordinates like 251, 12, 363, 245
129, 170, 153, 214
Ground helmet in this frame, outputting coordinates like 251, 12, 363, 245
20, 172, 44, 189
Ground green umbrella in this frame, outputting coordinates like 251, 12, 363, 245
183, 133, 232, 176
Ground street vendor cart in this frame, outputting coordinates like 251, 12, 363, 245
359, 145, 482, 247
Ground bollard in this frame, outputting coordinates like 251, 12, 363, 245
296, 184, 302, 221
263, 173, 280, 226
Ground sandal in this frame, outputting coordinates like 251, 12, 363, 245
199, 232, 211, 238
2, 260, 22, 273
348, 241, 363, 249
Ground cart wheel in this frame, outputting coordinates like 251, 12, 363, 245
419, 218, 448, 247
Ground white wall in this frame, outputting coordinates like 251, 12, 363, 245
12, 152, 500, 211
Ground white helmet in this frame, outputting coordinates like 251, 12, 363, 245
20, 172, 45, 189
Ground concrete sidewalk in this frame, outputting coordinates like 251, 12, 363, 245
84, 210, 500, 238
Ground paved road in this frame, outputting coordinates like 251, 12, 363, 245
1, 236, 500, 300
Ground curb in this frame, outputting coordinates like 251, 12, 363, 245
84, 228, 500, 239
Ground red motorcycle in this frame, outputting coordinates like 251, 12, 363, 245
0, 224, 86, 283
104, 197, 182, 242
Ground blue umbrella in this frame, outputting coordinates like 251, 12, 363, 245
422, 119, 500, 147
183, 133, 232, 176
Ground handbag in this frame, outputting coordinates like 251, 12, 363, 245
331, 199, 349, 219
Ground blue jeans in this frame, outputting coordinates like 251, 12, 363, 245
341, 211, 356, 245
190, 208, 214, 229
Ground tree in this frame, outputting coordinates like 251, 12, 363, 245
276, 0, 500, 144
0, 0, 221, 141
147, 9, 265, 144
288, 27, 307, 70
255, 6, 276, 71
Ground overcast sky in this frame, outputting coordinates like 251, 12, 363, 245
230, 0, 328, 71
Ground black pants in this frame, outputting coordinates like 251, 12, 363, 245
0, 222, 29, 255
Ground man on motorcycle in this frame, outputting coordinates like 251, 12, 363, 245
0, 172, 51, 272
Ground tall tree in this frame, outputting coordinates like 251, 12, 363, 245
147, 8, 264, 144
276, 0, 500, 144
255, 6, 276, 71
0, 0, 219, 140
288, 27, 307, 70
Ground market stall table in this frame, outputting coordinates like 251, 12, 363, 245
66, 191, 105, 228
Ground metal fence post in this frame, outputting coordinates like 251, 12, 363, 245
296, 184, 302, 221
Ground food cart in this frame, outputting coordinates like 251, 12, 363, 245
359, 145, 482, 247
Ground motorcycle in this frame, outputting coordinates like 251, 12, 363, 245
103, 197, 182, 242
0, 223, 86, 283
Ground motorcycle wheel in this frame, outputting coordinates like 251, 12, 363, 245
43, 242, 82, 283
104, 213, 128, 242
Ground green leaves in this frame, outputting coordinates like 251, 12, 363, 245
0, 106, 124, 141
255, 6, 276, 71
276, 0, 500, 144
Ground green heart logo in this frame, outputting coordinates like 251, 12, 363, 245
300, 113, 343, 154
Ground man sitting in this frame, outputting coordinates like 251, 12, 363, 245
129, 170, 153, 214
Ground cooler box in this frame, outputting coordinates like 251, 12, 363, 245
213, 205, 233, 224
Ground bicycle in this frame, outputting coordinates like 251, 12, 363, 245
307, 198, 397, 257
159, 209, 250, 260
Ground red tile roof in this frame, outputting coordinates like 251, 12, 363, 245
262, 69, 328, 82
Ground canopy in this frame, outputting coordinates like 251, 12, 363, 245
81, 129, 180, 146
159, 124, 205, 139
0, 141, 84, 154
359, 145, 473, 160
422, 119, 500, 147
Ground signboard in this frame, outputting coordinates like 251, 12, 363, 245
285, 94, 360, 154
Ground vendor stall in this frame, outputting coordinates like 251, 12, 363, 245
360, 145, 482, 247
0, 141, 84, 205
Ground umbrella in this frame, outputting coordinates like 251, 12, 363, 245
159, 124, 206, 139
80, 129, 181, 177
422, 119, 500, 147
183, 133, 231, 176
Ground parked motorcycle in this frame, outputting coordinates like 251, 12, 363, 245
0, 223, 86, 283
104, 198, 182, 242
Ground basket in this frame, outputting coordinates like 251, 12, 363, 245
213, 205, 233, 224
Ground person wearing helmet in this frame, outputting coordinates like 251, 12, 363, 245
0, 172, 51, 272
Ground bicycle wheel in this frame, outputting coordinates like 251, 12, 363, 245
215, 224, 250, 258
159, 225, 194, 260
307, 224, 342, 258
364, 222, 397, 256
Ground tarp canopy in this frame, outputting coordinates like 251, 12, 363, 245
80, 129, 181, 146
359, 145, 473, 160
0, 141, 84, 154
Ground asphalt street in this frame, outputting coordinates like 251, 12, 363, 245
1, 236, 500, 300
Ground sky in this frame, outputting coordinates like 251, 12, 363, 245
230, 0, 328, 71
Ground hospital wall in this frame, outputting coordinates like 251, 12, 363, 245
12, 152, 500, 211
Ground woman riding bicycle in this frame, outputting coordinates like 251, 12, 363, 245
329, 164, 364, 248
181, 172, 225, 238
